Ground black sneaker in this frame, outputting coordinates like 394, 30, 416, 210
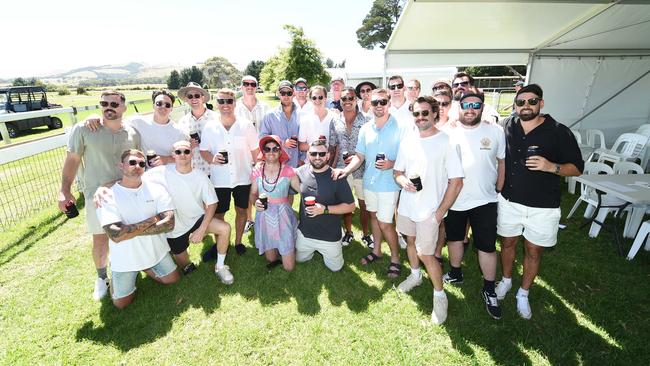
202, 245, 218, 262
442, 271, 464, 285
182, 262, 197, 275
235, 243, 247, 255
482, 289, 502, 320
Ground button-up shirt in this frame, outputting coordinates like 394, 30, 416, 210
177, 109, 218, 176
260, 105, 301, 168
235, 99, 270, 133
501, 114, 584, 208
329, 111, 369, 179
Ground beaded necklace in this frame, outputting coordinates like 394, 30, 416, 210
261, 162, 282, 193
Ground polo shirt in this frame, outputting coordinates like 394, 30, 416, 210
501, 114, 584, 208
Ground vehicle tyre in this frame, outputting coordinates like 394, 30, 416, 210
6, 123, 18, 138
48, 117, 63, 129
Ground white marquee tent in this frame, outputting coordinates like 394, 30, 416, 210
385, 0, 650, 143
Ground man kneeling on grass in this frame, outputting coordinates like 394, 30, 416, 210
97, 149, 179, 309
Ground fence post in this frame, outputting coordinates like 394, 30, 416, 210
0, 123, 11, 145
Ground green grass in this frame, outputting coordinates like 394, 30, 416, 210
1, 186, 649, 364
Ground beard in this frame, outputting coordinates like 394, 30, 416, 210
519, 108, 540, 121
453, 90, 464, 101
310, 159, 327, 170
416, 119, 433, 131
460, 112, 482, 126
103, 109, 120, 120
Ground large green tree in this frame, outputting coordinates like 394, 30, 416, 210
243, 60, 266, 82
179, 66, 204, 86
260, 25, 330, 92
356, 0, 405, 49
167, 70, 181, 89
202, 56, 242, 89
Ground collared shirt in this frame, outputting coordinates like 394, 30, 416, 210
260, 105, 301, 168
501, 114, 584, 208
177, 109, 218, 176
356, 115, 411, 192
388, 99, 412, 126
235, 98, 270, 133
200, 116, 258, 188
294, 100, 314, 117
329, 111, 369, 179
326, 98, 342, 112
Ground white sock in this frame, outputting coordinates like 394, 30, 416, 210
501, 276, 512, 284
411, 267, 421, 277
433, 289, 446, 298
517, 287, 529, 297
216, 253, 226, 269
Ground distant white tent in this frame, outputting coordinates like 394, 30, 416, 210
385, 0, 650, 143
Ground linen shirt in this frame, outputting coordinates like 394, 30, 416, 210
235, 99, 270, 133
177, 109, 218, 176
259, 105, 301, 167
329, 111, 369, 179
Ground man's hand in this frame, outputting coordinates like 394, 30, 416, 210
58, 191, 76, 212
285, 138, 298, 149
189, 138, 200, 150
397, 176, 417, 192
525, 155, 552, 172
93, 187, 113, 208
434, 210, 444, 224
255, 199, 266, 211
84, 117, 102, 132
212, 153, 226, 165
148, 156, 163, 167
343, 155, 353, 165
331, 168, 348, 180
305, 203, 325, 217
189, 227, 206, 243
375, 159, 394, 170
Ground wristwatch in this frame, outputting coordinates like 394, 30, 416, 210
554, 164, 561, 174
324, 205, 329, 214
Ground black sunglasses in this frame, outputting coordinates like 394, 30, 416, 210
360, 88, 372, 93
432, 85, 449, 91
412, 110, 430, 117
371, 99, 389, 107
295, 86, 308, 91
311, 95, 324, 101
174, 149, 191, 155
155, 101, 172, 108
216, 99, 234, 105
388, 83, 404, 90
242, 81, 257, 87
438, 101, 450, 107
341, 96, 355, 102
515, 98, 541, 107
452, 81, 470, 88
128, 159, 146, 168
263, 146, 281, 153
280, 91, 294, 97
309, 152, 327, 157
186, 93, 202, 100
99, 101, 120, 108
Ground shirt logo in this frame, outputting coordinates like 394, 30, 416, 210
480, 137, 492, 150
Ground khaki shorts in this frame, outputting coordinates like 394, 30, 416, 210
364, 190, 398, 223
86, 200, 105, 235
396, 212, 440, 256
496, 194, 560, 247
296, 230, 344, 272
346, 175, 365, 200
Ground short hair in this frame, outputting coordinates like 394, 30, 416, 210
101, 90, 126, 103
452, 72, 475, 86
516, 83, 544, 99
151, 89, 176, 104
216, 88, 236, 98
409, 96, 439, 116
459, 86, 485, 102
372, 88, 390, 100
433, 89, 452, 100
408, 79, 421, 89
342, 86, 356, 97
310, 139, 327, 148
120, 149, 145, 162
310, 85, 327, 97
388, 75, 404, 85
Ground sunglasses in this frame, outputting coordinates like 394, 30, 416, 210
309, 152, 327, 157
174, 149, 191, 155
412, 110, 430, 117
280, 91, 294, 97
216, 99, 234, 105
460, 101, 483, 110
263, 146, 281, 153
186, 93, 202, 100
360, 88, 372, 93
432, 85, 449, 91
155, 101, 172, 108
295, 86, 308, 91
371, 99, 389, 107
311, 95, 324, 101
437, 101, 451, 107
341, 96, 355, 102
515, 98, 541, 107
407, 86, 419, 91
452, 81, 470, 88
99, 101, 120, 108
242, 81, 257, 87
388, 83, 404, 90
128, 159, 146, 168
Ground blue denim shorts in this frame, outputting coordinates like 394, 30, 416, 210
110, 252, 177, 300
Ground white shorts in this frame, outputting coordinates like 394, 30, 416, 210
396, 213, 440, 256
296, 230, 344, 272
496, 194, 561, 247
346, 175, 365, 200
363, 190, 398, 223
87, 201, 105, 235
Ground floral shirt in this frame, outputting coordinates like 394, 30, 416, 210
329, 111, 369, 179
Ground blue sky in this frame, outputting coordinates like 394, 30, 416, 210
2, 0, 376, 79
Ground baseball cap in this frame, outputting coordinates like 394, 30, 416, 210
277, 80, 293, 90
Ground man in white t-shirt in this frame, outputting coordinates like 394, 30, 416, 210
200, 88, 259, 256
444, 90, 506, 320
97, 149, 179, 309
146, 140, 234, 284
387, 75, 412, 126
393, 96, 464, 325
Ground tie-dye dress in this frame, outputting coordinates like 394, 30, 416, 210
251, 163, 297, 255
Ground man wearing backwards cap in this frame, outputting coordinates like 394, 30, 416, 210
495, 83, 583, 320
260, 80, 301, 168
177, 82, 217, 177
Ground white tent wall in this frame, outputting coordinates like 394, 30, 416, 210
530, 55, 650, 144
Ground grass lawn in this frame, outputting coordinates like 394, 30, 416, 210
1, 185, 649, 364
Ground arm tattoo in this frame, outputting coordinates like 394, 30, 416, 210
141, 211, 175, 235
103, 217, 157, 243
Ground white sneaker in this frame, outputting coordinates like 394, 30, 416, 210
516, 294, 532, 319
398, 233, 407, 249
495, 280, 512, 300
431, 293, 448, 325
93, 277, 109, 301
215, 265, 234, 285
397, 273, 423, 293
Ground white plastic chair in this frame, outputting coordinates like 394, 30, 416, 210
635, 125, 650, 171
586, 129, 607, 149
613, 161, 644, 175
635, 124, 650, 137
566, 162, 614, 219
627, 220, 650, 260
591, 133, 649, 166
613, 161, 650, 238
